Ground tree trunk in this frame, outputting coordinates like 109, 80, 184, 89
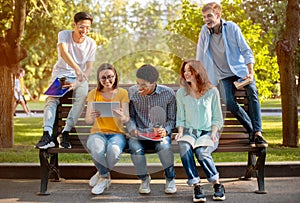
275, 0, 299, 147
0, 66, 14, 147
0, 0, 27, 148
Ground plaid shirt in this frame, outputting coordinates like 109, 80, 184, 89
126, 84, 176, 135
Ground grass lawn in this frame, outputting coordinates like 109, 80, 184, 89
0, 115, 299, 163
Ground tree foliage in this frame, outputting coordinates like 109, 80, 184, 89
166, 0, 280, 99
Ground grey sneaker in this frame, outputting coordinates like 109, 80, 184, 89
57, 131, 71, 149
89, 172, 100, 187
193, 184, 206, 202
35, 131, 55, 149
213, 183, 226, 201
165, 179, 177, 194
139, 175, 151, 194
91, 177, 111, 195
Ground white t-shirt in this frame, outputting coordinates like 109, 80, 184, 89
51, 30, 97, 81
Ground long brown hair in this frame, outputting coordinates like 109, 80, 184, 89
96, 63, 118, 91
179, 59, 213, 96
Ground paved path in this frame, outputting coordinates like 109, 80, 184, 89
0, 177, 299, 203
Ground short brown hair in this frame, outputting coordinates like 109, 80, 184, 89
202, 2, 222, 15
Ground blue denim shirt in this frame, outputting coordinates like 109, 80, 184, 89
196, 19, 255, 85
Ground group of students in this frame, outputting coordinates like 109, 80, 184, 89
34, 2, 268, 202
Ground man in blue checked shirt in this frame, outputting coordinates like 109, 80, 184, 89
126, 64, 177, 195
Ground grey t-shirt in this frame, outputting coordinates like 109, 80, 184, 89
209, 33, 234, 80
51, 30, 97, 81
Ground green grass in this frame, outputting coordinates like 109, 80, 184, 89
0, 116, 299, 163
260, 98, 281, 108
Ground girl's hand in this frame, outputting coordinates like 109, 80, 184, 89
90, 110, 101, 120
211, 133, 217, 143
175, 133, 183, 140
113, 108, 129, 123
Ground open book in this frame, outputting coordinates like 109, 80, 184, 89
233, 78, 252, 90
44, 78, 70, 97
177, 134, 214, 148
138, 132, 162, 141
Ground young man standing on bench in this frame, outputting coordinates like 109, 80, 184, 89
196, 2, 267, 148
35, 12, 96, 149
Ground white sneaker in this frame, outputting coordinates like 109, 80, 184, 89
89, 172, 100, 187
139, 176, 151, 194
165, 179, 177, 194
91, 177, 111, 195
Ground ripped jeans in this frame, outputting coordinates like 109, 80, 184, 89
179, 131, 219, 185
87, 133, 126, 177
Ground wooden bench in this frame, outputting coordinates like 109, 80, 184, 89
37, 84, 267, 195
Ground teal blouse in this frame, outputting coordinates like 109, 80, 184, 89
176, 86, 223, 131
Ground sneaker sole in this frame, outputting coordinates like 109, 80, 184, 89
255, 143, 268, 148
165, 188, 177, 194
35, 142, 55, 149
193, 197, 206, 202
58, 144, 72, 149
213, 195, 226, 201
139, 189, 151, 194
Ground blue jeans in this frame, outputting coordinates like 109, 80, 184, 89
179, 132, 219, 185
219, 76, 262, 136
87, 133, 126, 177
129, 136, 175, 181
43, 78, 88, 134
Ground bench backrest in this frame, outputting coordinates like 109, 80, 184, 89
54, 84, 249, 150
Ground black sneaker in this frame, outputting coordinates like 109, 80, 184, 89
35, 131, 55, 149
249, 132, 256, 147
193, 185, 206, 202
213, 183, 225, 201
57, 131, 72, 149
254, 136, 268, 148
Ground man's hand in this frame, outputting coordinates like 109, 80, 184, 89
130, 129, 139, 137
75, 68, 87, 82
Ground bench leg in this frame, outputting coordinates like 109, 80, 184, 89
255, 148, 267, 194
49, 153, 60, 181
240, 152, 256, 180
37, 149, 50, 195
37, 150, 60, 195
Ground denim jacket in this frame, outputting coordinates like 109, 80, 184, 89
196, 19, 255, 85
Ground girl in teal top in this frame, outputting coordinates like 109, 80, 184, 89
175, 59, 226, 201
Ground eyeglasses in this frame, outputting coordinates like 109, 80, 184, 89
100, 75, 115, 81
76, 24, 91, 31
